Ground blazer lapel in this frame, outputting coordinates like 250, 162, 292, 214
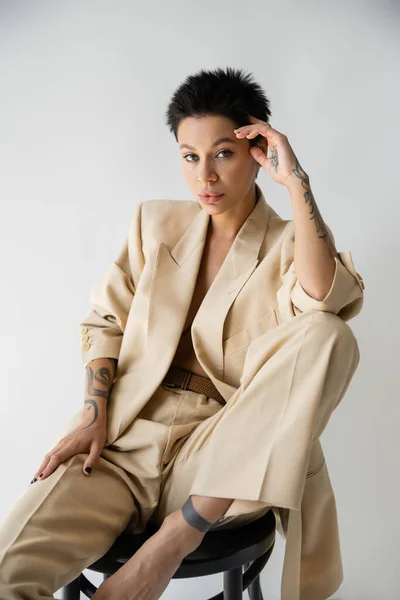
146, 185, 270, 398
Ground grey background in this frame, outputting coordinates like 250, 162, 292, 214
0, 1, 398, 598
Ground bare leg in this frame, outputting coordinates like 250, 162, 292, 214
91, 495, 234, 600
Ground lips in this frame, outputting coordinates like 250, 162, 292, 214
199, 193, 224, 199
199, 194, 224, 204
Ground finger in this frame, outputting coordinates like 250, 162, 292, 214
38, 441, 77, 480
32, 455, 51, 480
32, 446, 62, 480
235, 123, 279, 139
32, 434, 70, 480
244, 129, 261, 139
235, 126, 270, 139
250, 146, 269, 168
234, 125, 254, 133
235, 129, 258, 138
83, 441, 101, 476
37, 453, 63, 481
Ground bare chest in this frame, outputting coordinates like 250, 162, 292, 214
184, 238, 232, 330
171, 237, 233, 376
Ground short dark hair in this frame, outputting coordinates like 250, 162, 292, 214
165, 66, 272, 150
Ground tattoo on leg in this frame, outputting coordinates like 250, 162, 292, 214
181, 496, 214, 533
292, 160, 337, 258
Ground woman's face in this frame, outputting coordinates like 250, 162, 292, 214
177, 114, 264, 213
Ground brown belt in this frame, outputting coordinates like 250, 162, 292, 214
162, 366, 226, 406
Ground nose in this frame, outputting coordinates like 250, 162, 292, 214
193, 157, 217, 183
197, 167, 217, 184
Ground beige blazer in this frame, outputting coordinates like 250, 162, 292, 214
78, 183, 365, 599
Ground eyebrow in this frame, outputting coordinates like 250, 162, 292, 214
179, 137, 237, 150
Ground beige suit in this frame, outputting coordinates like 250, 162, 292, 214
0, 184, 364, 599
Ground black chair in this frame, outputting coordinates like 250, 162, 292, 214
61, 509, 276, 600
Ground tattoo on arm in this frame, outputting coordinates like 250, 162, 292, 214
292, 160, 337, 259
86, 359, 116, 398
86, 362, 116, 398
81, 359, 117, 428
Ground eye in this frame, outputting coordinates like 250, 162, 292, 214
183, 149, 233, 162
216, 149, 233, 159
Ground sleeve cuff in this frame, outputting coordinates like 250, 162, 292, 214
81, 336, 122, 368
291, 252, 364, 314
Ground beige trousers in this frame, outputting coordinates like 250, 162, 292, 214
0, 311, 359, 599
0, 383, 269, 598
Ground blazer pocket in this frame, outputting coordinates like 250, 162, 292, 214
223, 309, 279, 357
223, 309, 279, 387
223, 328, 251, 357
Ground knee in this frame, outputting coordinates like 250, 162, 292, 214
308, 312, 359, 354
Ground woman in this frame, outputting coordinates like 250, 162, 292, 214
0, 67, 364, 600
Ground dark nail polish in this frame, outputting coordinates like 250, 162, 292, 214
85, 467, 92, 474
39, 473, 43, 477
30, 477, 37, 484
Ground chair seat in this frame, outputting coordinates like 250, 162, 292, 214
88, 509, 276, 579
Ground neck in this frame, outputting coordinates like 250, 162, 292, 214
209, 183, 259, 241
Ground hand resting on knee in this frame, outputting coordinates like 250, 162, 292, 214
30, 410, 108, 484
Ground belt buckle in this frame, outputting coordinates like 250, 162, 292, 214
181, 370, 192, 390
163, 368, 192, 391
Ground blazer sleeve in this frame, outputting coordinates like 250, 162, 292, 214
276, 220, 365, 323
79, 202, 145, 368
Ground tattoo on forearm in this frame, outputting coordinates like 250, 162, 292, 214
291, 160, 336, 258
86, 364, 115, 399
79, 359, 117, 428
96, 367, 113, 388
